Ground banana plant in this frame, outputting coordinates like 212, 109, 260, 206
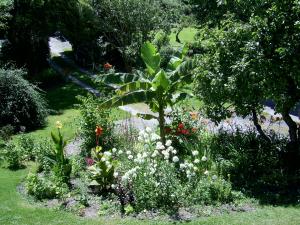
98, 42, 197, 144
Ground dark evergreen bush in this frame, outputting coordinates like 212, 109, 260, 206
0, 68, 48, 131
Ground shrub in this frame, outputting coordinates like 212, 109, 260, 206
114, 127, 237, 213
77, 95, 115, 155
210, 129, 299, 204
25, 172, 69, 200
1, 142, 24, 169
0, 68, 48, 131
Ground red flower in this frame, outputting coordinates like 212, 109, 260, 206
181, 129, 190, 135
95, 125, 103, 137
104, 63, 112, 70
85, 157, 95, 166
178, 123, 184, 130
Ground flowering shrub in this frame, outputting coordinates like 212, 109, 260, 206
77, 95, 115, 155
112, 127, 236, 212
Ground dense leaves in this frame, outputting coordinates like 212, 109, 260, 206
0, 68, 47, 131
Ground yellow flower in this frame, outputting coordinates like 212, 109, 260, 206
190, 112, 198, 120
56, 121, 63, 129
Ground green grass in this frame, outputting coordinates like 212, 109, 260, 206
0, 166, 300, 225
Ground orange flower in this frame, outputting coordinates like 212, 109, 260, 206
95, 125, 103, 136
190, 112, 198, 120
104, 63, 112, 70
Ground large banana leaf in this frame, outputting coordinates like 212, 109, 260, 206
152, 70, 170, 91
141, 41, 161, 76
100, 91, 156, 108
117, 81, 152, 94
169, 59, 198, 82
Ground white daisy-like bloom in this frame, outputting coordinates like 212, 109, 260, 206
194, 159, 200, 164
188, 163, 194, 168
180, 163, 186, 169
167, 146, 174, 152
158, 145, 165, 150
164, 153, 170, 160
150, 167, 156, 174
112, 148, 117, 153
186, 170, 191, 175
204, 170, 209, 176
166, 140, 172, 147
111, 184, 116, 189
107, 164, 112, 170
142, 152, 148, 158
212, 175, 218, 180
150, 133, 160, 141
172, 149, 177, 154
151, 151, 158, 158
201, 156, 208, 161
113, 172, 119, 178
192, 151, 199, 156
156, 142, 163, 147
172, 156, 179, 163
118, 150, 123, 155
126, 150, 131, 155
145, 127, 152, 133
101, 157, 107, 162
128, 155, 134, 160
193, 166, 198, 171
104, 151, 112, 157
191, 172, 196, 176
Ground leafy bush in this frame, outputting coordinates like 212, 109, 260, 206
77, 95, 115, 155
25, 172, 69, 200
1, 142, 24, 169
0, 68, 48, 131
210, 129, 299, 204
114, 127, 238, 212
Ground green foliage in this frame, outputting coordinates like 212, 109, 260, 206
91, 0, 177, 69
0, 68, 48, 131
210, 129, 299, 204
0, 0, 12, 37
194, 1, 300, 143
25, 172, 69, 200
1, 142, 24, 169
50, 125, 72, 182
87, 147, 117, 191
77, 95, 115, 154
100, 42, 197, 143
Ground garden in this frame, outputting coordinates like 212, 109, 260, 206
0, 1, 300, 224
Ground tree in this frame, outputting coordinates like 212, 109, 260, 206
98, 42, 196, 144
195, 0, 300, 145
0, 0, 12, 38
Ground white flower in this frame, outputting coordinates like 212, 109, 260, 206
139, 130, 145, 137
164, 153, 170, 160
150, 133, 160, 141
172, 149, 177, 154
201, 156, 208, 161
112, 148, 117, 153
156, 142, 163, 147
192, 151, 199, 156
126, 151, 131, 155
194, 159, 200, 164
158, 145, 165, 150
151, 151, 158, 158
128, 155, 133, 160
166, 146, 174, 152
193, 166, 198, 171
188, 163, 194, 168
113, 172, 119, 178
212, 175, 218, 180
142, 152, 148, 158
166, 140, 172, 147
118, 150, 123, 155
104, 151, 112, 157
138, 136, 143, 142
172, 156, 179, 163
180, 163, 186, 169
101, 157, 107, 162
150, 167, 156, 174
145, 127, 152, 133
111, 184, 116, 189
186, 170, 191, 175
204, 170, 209, 176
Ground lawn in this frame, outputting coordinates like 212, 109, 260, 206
1, 166, 300, 225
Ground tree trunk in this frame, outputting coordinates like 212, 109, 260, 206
282, 108, 299, 143
158, 103, 166, 145
252, 109, 271, 142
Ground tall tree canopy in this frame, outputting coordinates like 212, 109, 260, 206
195, 0, 300, 145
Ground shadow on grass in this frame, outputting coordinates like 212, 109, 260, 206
44, 82, 88, 111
